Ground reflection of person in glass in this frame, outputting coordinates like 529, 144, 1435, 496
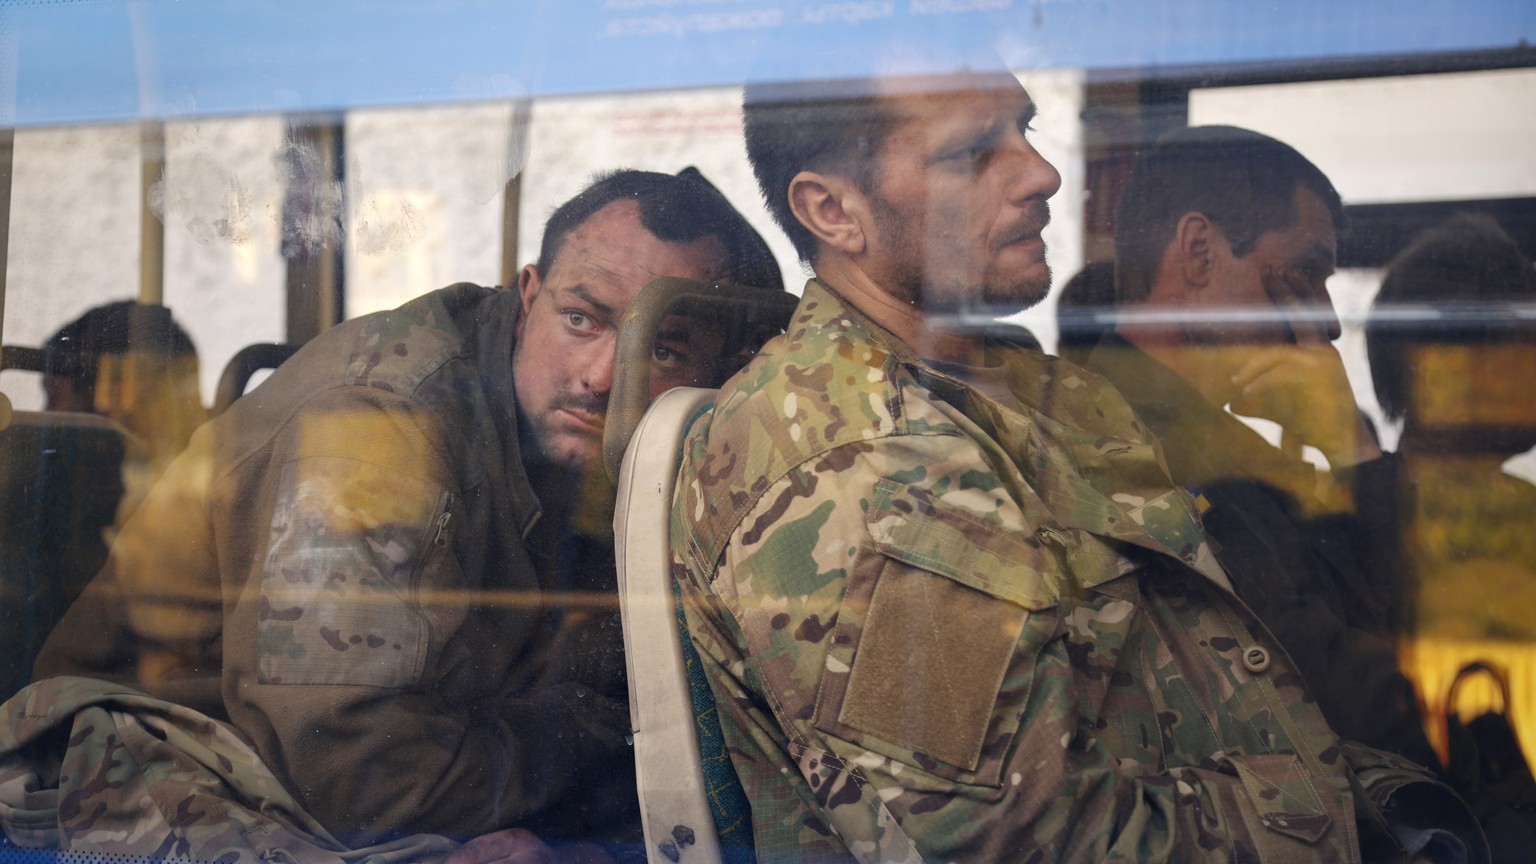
1077, 126, 1435, 768
1367, 213, 1536, 643
7, 169, 783, 862
1365, 214, 1536, 861
673, 70, 1483, 861
41, 300, 208, 522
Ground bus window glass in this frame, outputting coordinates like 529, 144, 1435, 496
0, 3, 1532, 861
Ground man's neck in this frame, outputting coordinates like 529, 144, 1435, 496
813, 256, 986, 365
1115, 323, 1244, 408
522, 458, 581, 514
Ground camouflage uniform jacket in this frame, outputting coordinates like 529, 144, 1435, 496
1084, 335, 1434, 767
672, 280, 1472, 863
30, 284, 634, 847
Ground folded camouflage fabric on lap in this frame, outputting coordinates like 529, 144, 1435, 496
0, 676, 461, 863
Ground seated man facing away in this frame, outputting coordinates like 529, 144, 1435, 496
1078, 126, 1435, 768
1366, 214, 1536, 860
41, 299, 205, 442
5, 169, 782, 861
671, 68, 1484, 861
41, 300, 208, 523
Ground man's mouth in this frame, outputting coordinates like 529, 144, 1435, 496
1000, 230, 1043, 248
995, 207, 1052, 253
559, 408, 606, 435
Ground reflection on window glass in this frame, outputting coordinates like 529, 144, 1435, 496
0, 4, 1533, 862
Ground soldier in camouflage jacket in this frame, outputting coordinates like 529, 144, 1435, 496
6, 169, 783, 859
671, 70, 1484, 862
25, 284, 638, 850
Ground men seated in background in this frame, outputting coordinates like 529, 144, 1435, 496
42, 299, 202, 424
1367, 213, 1536, 643
1076, 126, 1435, 767
1366, 215, 1536, 860
0, 304, 204, 702
42, 300, 208, 522
671, 69, 1482, 861
6, 168, 783, 861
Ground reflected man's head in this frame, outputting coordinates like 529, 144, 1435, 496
43, 301, 199, 415
1367, 213, 1536, 450
513, 169, 782, 469
744, 69, 1061, 315
1113, 125, 1345, 345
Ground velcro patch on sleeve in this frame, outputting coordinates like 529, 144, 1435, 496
257, 457, 447, 688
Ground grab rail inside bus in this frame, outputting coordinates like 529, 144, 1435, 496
212, 343, 301, 416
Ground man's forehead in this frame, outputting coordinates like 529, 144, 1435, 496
875, 68, 1027, 103
874, 72, 1033, 131
1297, 186, 1338, 234
549, 198, 642, 260
545, 200, 725, 303
873, 66, 1023, 97
1282, 186, 1339, 254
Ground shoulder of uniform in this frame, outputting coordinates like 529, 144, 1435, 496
703, 307, 904, 468
344, 284, 494, 396
676, 281, 1020, 560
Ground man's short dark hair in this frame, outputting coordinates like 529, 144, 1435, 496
742, 79, 899, 263
535, 168, 784, 293
1366, 213, 1536, 424
1113, 125, 1345, 303
43, 301, 197, 386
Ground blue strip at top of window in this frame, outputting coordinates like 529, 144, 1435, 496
0, 0, 1531, 126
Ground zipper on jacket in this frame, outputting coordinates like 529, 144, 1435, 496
1037, 525, 1069, 548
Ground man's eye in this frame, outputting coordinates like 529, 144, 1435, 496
946, 142, 995, 171
961, 145, 990, 165
653, 344, 688, 366
1288, 264, 1328, 287
939, 142, 993, 171
565, 311, 594, 330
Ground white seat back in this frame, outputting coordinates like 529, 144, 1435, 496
612, 386, 720, 864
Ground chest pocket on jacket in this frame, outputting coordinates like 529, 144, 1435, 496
811, 477, 1063, 787
257, 458, 450, 688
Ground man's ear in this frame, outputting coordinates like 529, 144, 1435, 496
1173, 211, 1218, 289
515, 264, 542, 337
787, 170, 868, 257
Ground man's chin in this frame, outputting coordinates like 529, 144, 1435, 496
914, 266, 1047, 313
524, 432, 601, 473
983, 279, 1051, 314
953, 273, 1052, 316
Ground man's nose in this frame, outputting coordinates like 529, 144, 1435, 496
999, 131, 1062, 204
1275, 281, 1343, 345
580, 335, 618, 396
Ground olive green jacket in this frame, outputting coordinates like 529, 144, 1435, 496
30, 285, 634, 849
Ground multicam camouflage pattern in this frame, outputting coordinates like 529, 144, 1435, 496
257, 448, 449, 689
672, 281, 1458, 862
0, 675, 460, 862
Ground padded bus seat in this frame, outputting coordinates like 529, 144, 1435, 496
613, 387, 753, 864
0, 410, 127, 701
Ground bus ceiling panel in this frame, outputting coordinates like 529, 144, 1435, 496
0, 0, 1531, 127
